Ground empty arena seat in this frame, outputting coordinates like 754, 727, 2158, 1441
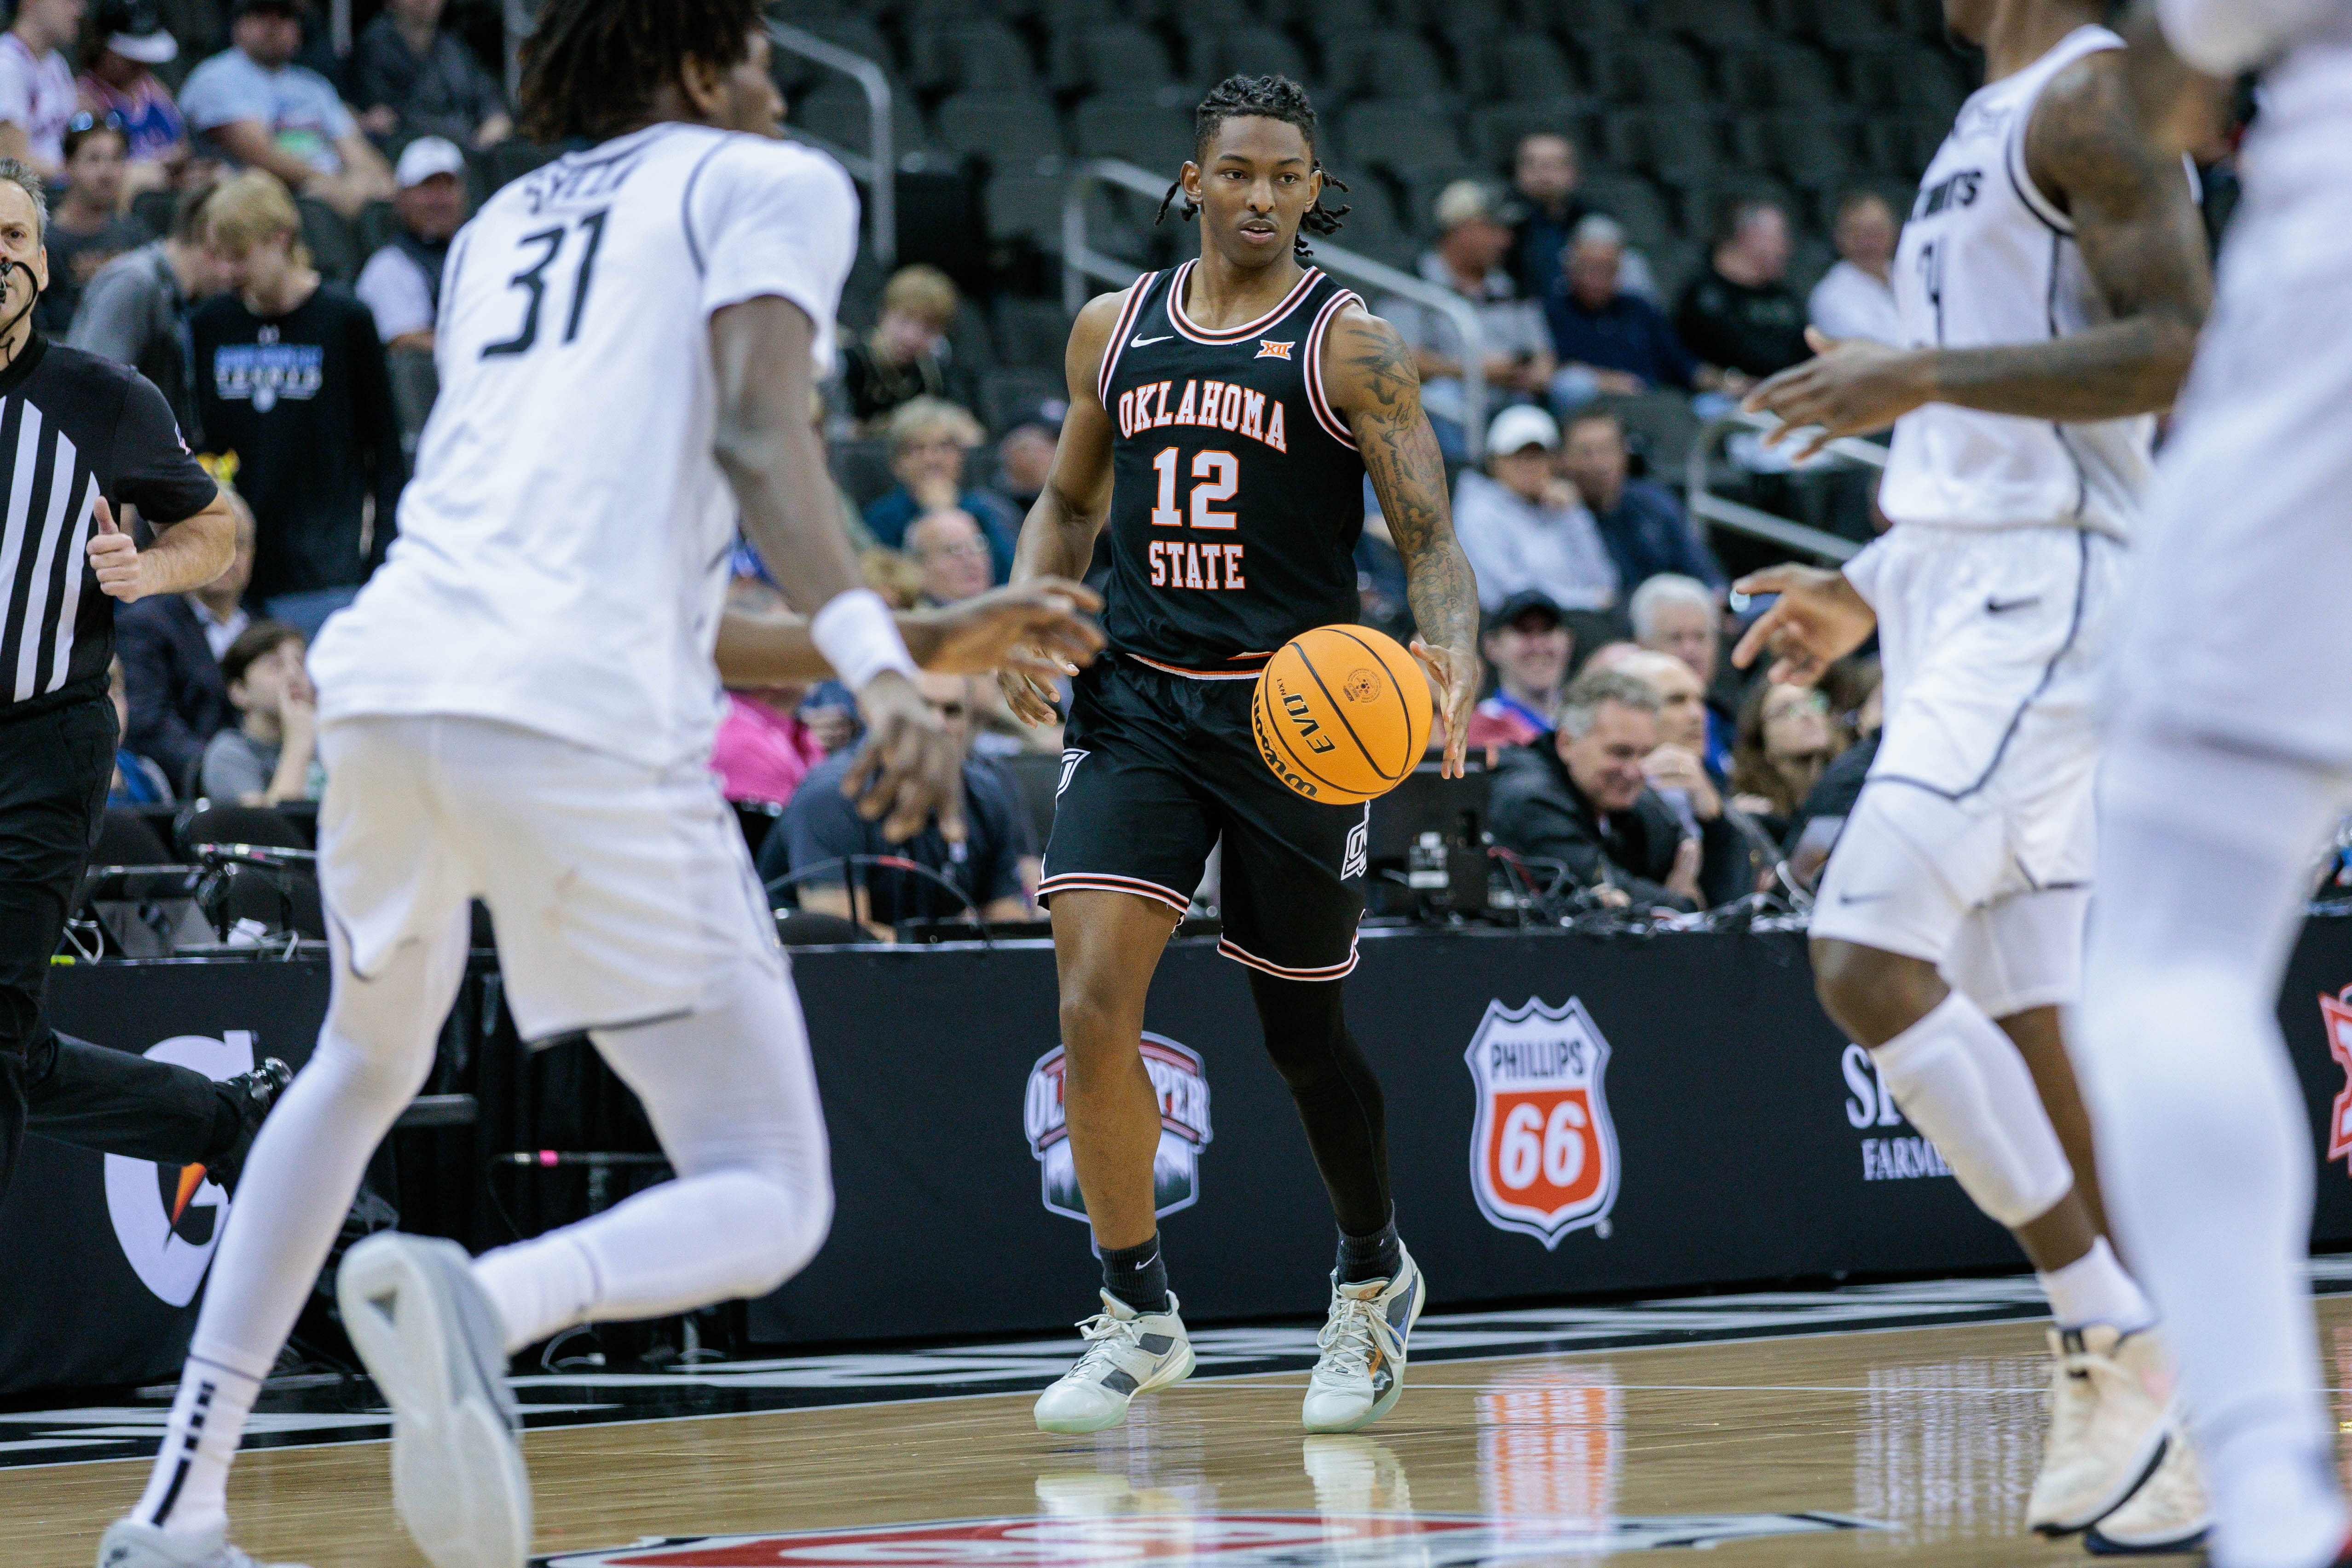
92, 806, 173, 867
1489, 37, 1581, 103
793, 82, 927, 162
980, 368, 1063, 435
1588, 390, 1704, 479
910, 22, 1037, 95
1602, 110, 1726, 185
936, 93, 1069, 164
1669, 171, 1803, 242
774, 17, 894, 93
991, 297, 1076, 370
295, 197, 359, 284
1734, 114, 1861, 191
1467, 100, 1599, 171
1394, 163, 1487, 236
1339, 101, 1468, 177
1531, 0, 1639, 39
1073, 98, 1192, 168
1314, 170, 1413, 265
1803, 0, 1910, 51
1588, 39, 1713, 108
1579, 169, 1679, 249
386, 348, 439, 455
1716, 43, 1843, 113
984, 166, 1071, 246
1052, 23, 1176, 94
1649, 0, 1772, 46
1203, 26, 1312, 84
1844, 46, 1968, 119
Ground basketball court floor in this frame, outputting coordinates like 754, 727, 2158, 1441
11, 1267, 2352, 1568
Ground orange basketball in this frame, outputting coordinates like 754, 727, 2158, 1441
1251, 625, 1433, 805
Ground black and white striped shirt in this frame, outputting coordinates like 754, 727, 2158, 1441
0, 335, 217, 716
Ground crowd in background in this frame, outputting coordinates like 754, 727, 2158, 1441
59, 0, 1919, 937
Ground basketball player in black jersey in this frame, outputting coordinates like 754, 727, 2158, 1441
1000, 76, 1480, 1436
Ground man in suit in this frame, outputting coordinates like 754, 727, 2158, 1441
116, 498, 253, 790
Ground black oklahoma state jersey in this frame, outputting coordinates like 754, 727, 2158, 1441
1095, 260, 1367, 677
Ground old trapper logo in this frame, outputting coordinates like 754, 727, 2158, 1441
1026, 1033, 1212, 1222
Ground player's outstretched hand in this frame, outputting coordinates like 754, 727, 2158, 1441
1729, 563, 1878, 688
1740, 327, 1931, 462
843, 670, 966, 845
86, 498, 145, 602
1411, 636, 1480, 779
908, 578, 1104, 678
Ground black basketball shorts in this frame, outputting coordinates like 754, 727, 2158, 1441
1040, 656, 1370, 980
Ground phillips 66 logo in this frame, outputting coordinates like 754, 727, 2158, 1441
1025, 1034, 1213, 1222
1464, 998, 1620, 1247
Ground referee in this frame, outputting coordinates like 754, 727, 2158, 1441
0, 158, 289, 1201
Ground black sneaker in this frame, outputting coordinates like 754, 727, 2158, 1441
206, 1058, 293, 1194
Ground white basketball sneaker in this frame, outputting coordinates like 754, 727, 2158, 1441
337, 1233, 531, 1568
1302, 1245, 1425, 1435
1033, 1290, 1195, 1435
2026, 1325, 2173, 1535
95, 1522, 309, 1568
2085, 1424, 2212, 1556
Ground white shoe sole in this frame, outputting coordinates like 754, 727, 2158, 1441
338, 1235, 531, 1568
1034, 1342, 1196, 1435
2032, 1421, 2172, 1537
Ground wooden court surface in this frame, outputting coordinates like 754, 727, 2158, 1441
12, 1299, 2352, 1568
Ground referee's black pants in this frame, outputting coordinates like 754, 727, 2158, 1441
0, 693, 244, 1198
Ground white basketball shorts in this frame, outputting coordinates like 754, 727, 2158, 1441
2107, 183, 2352, 770
315, 715, 786, 1042
1811, 522, 2121, 1014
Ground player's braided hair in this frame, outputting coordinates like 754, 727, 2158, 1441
517, 0, 763, 145
1155, 75, 1350, 262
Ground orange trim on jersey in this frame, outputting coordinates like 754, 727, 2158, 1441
1095, 272, 1159, 407
1124, 650, 1270, 681
1164, 260, 1326, 345
1037, 874, 1192, 914
1301, 289, 1363, 451
1217, 936, 1360, 981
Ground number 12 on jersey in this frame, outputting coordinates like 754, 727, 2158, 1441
483, 208, 608, 359
1146, 445, 1246, 591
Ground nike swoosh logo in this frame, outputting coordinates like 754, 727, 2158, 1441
1130, 334, 1172, 347
1985, 596, 2041, 614
1838, 890, 1894, 904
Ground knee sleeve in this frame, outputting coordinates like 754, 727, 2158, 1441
1871, 992, 2075, 1229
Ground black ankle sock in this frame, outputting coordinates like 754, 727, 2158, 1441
1336, 1213, 1402, 1285
1099, 1235, 1169, 1314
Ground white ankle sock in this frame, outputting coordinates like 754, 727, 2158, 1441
131, 1351, 266, 1537
2039, 1238, 2157, 1334
474, 1232, 601, 1355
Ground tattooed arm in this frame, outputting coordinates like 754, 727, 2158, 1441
998, 289, 1125, 725
1744, 50, 2210, 457
1321, 304, 1482, 777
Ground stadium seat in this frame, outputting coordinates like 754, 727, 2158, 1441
981, 367, 1064, 435
1052, 23, 1176, 95
910, 22, 1038, 95
936, 93, 1070, 165
1074, 98, 1196, 169
1844, 46, 1968, 120
793, 82, 928, 162
991, 297, 1075, 370
295, 197, 359, 284
1394, 163, 1486, 237
93, 806, 172, 867
1645, 237, 1706, 302
1579, 169, 1678, 249
1339, 101, 1468, 177
1489, 38, 1581, 103
1588, 39, 1713, 108
1203, 26, 1312, 85
1588, 390, 1703, 478
774, 17, 894, 95
1313, 169, 1413, 266
984, 166, 1072, 247
1602, 110, 1726, 185
385, 348, 439, 457
1716, 43, 1843, 113
1668, 171, 1802, 243
1803, 0, 1910, 50
1734, 114, 1861, 191
470, 139, 561, 199
1467, 100, 1599, 172
1362, 36, 1455, 101
830, 438, 897, 511
1528, 0, 1639, 39
1648, 0, 1772, 46
1860, 116, 1947, 180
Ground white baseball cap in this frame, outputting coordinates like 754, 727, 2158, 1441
394, 137, 467, 191
1487, 404, 1560, 455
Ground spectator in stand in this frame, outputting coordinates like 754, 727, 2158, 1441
763, 672, 1036, 941
996, 418, 1057, 514
1629, 573, 1734, 775
107, 658, 176, 803
1450, 404, 1617, 613
36, 116, 150, 336
1505, 132, 1662, 307
863, 396, 1017, 583
76, 0, 191, 197
1543, 216, 1723, 409
200, 618, 318, 804
1465, 589, 1572, 754
116, 493, 253, 791
68, 182, 229, 440
1674, 198, 1808, 383
839, 264, 957, 430
711, 687, 829, 807
1619, 647, 1755, 907
1808, 189, 1902, 346
1380, 180, 1554, 455
194, 170, 405, 637
179, 0, 394, 220
1560, 409, 1725, 592
354, 136, 465, 351
1487, 667, 1705, 912
907, 507, 994, 607
1727, 680, 1843, 843
0, 0, 82, 179
351, 0, 510, 150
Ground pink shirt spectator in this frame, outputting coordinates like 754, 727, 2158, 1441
710, 692, 829, 805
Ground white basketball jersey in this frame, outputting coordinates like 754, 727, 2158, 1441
310, 123, 859, 770
1878, 26, 2153, 540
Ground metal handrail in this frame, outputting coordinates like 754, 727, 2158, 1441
769, 21, 897, 271
1684, 408, 1887, 565
1059, 159, 1491, 457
